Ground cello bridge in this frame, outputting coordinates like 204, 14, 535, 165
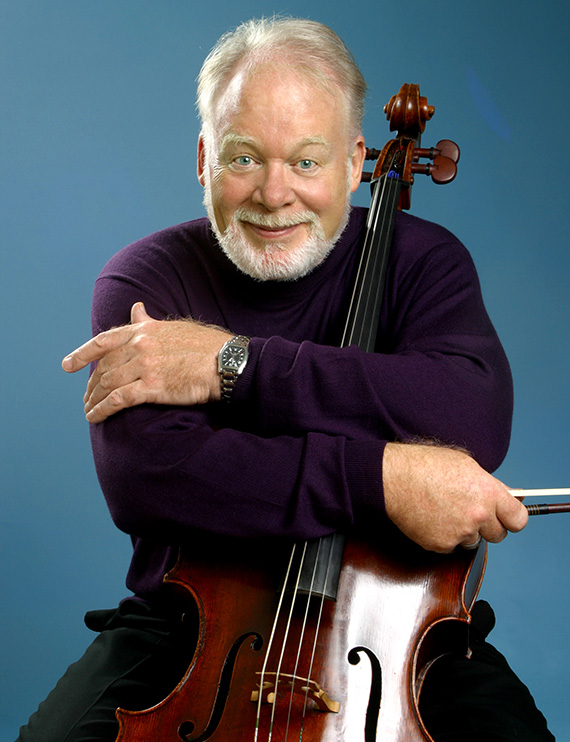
250, 672, 340, 713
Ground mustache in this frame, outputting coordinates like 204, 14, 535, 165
231, 208, 320, 230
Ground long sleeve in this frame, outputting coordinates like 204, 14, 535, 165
88, 208, 512, 597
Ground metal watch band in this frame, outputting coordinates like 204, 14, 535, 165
219, 369, 239, 402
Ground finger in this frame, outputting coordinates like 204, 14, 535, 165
84, 357, 140, 413
497, 490, 529, 533
478, 500, 526, 546
83, 352, 110, 402
507, 487, 525, 503
62, 326, 134, 373
85, 379, 150, 423
83, 367, 98, 404
480, 524, 508, 545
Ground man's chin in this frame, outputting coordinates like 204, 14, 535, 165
220, 233, 332, 282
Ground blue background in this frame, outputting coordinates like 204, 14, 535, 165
1, 1, 568, 738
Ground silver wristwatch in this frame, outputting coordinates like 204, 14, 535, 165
218, 335, 251, 402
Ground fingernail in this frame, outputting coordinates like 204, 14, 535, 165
62, 355, 73, 371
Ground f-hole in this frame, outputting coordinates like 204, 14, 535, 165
348, 646, 382, 742
177, 632, 263, 741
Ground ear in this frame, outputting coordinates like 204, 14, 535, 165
349, 136, 366, 194
197, 134, 207, 187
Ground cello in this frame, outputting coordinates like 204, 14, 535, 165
114, 84, 486, 742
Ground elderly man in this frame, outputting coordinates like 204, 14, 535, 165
18, 17, 552, 742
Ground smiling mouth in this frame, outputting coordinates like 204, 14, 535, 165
231, 207, 318, 246
245, 222, 303, 241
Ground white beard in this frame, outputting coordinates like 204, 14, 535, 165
202, 174, 352, 282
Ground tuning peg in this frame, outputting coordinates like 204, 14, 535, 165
411, 155, 457, 184
414, 139, 460, 164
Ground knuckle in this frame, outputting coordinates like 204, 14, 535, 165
133, 331, 153, 352
94, 358, 108, 378
93, 332, 110, 351
108, 389, 124, 409
99, 372, 112, 390
120, 381, 149, 408
469, 504, 489, 529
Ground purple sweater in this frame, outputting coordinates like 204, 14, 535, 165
90, 207, 512, 600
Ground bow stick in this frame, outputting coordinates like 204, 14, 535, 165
508, 488, 570, 516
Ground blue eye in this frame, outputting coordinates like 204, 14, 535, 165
235, 155, 253, 166
298, 159, 315, 170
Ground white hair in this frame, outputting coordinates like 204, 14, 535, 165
196, 17, 367, 146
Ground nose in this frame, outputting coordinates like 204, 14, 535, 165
252, 162, 295, 211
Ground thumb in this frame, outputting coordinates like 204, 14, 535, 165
130, 301, 150, 324
498, 487, 529, 533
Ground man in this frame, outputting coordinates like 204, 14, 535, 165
18, 17, 552, 742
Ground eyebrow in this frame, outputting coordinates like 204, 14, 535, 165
219, 132, 332, 153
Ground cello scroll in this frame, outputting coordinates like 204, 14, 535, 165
361, 83, 460, 207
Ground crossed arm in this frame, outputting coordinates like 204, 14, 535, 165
62, 301, 528, 553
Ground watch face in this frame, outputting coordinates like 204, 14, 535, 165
221, 345, 245, 368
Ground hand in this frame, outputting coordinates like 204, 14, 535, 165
62, 302, 233, 422
382, 442, 528, 553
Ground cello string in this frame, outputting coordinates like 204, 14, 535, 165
358, 147, 404, 351
340, 176, 382, 347
282, 538, 324, 742
266, 541, 310, 742
356, 174, 391, 347
343, 147, 402, 352
299, 533, 337, 732
360, 173, 400, 351
354, 163, 397, 350
340, 171, 388, 348
254, 542, 298, 742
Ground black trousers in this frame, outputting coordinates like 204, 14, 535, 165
16, 599, 554, 742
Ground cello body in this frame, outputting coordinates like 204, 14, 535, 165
116, 523, 486, 741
